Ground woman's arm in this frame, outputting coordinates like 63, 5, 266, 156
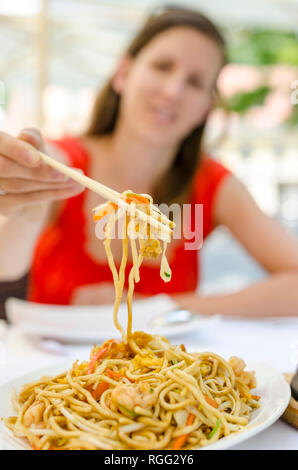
173, 175, 298, 317
172, 271, 298, 317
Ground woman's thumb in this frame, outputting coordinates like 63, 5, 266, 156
18, 128, 45, 152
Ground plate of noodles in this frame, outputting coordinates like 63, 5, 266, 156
0, 347, 290, 450
0, 191, 290, 449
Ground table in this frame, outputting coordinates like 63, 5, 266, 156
0, 315, 297, 450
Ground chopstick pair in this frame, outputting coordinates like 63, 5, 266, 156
38, 151, 174, 236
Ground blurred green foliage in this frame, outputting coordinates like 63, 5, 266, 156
228, 30, 298, 66
224, 86, 271, 113
222, 30, 298, 123
286, 103, 298, 125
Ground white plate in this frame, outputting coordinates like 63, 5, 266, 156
0, 360, 290, 450
5, 295, 219, 343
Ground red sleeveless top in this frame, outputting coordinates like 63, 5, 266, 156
28, 136, 230, 305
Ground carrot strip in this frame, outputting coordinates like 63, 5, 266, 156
203, 394, 218, 408
251, 394, 261, 401
91, 381, 110, 400
124, 194, 150, 205
87, 338, 120, 375
106, 368, 122, 380
106, 368, 134, 382
87, 346, 109, 375
172, 413, 195, 450
93, 203, 118, 221
93, 211, 107, 222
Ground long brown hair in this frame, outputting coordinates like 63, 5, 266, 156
86, 6, 225, 206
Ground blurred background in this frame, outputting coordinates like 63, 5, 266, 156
0, 0, 297, 305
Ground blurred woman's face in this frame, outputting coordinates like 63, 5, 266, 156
114, 27, 223, 147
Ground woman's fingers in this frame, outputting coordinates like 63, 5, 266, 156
0, 130, 70, 181
0, 183, 84, 215
0, 154, 74, 182
0, 130, 86, 215
18, 128, 46, 153
0, 177, 81, 194
0, 131, 41, 167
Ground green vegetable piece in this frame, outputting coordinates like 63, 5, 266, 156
164, 272, 171, 278
208, 419, 221, 439
118, 403, 139, 419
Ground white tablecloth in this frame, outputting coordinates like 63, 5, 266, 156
0, 315, 297, 450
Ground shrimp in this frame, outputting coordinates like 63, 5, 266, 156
240, 371, 257, 389
229, 356, 246, 376
110, 383, 155, 412
23, 401, 45, 427
229, 356, 256, 389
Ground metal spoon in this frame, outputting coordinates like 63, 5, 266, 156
148, 308, 200, 329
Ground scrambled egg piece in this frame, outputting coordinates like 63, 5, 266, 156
139, 239, 162, 259
132, 352, 163, 370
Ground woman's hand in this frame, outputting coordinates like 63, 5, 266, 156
0, 128, 84, 216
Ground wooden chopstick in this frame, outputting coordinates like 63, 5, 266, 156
93, 187, 175, 229
38, 151, 173, 235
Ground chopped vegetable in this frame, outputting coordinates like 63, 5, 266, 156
173, 362, 181, 369
251, 394, 261, 401
208, 419, 221, 439
150, 388, 154, 393
203, 394, 218, 408
117, 403, 139, 419
87, 339, 120, 375
93, 202, 118, 222
172, 413, 195, 450
124, 193, 150, 205
164, 272, 171, 278
174, 409, 188, 427
91, 381, 110, 401
106, 368, 134, 382
87, 346, 109, 375
106, 368, 123, 380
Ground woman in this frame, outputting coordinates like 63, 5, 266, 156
0, 7, 298, 317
